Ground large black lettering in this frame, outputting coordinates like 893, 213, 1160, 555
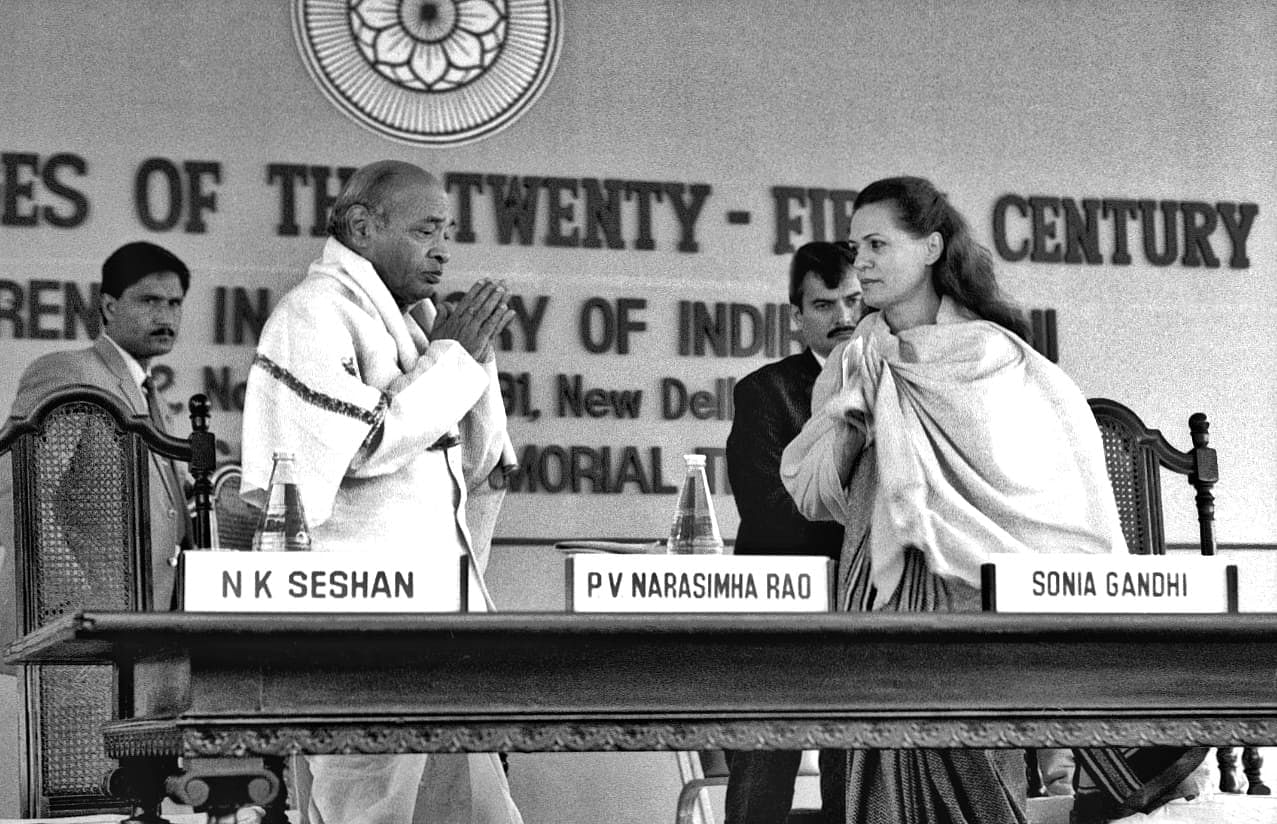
267, 163, 308, 236
308, 165, 355, 238
62, 280, 99, 340
182, 160, 221, 233
1062, 198, 1103, 264
27, 280, 62, 340
1028, 196, 1063, 263
582, 178, 625, 250
1139, 200, 1179, 266
1179, 201, 1220, 268
992, 194, 1029, 262
445, 172, 484, 243
134, 157, 183, 231
1102, 199, 1141, 265
542, 177, 580, 248
623, 180, 663, 251
771, 186, 806, 255
487, 174, 542, 246
1216, 201, 1258, 269
1, 153, 39, 226
663, 182, 711, 253
41, 153, 89, 228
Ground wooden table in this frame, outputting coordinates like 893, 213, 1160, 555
6, 610, 1277, 818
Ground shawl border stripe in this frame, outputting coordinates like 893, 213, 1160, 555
252, 354, 388, 437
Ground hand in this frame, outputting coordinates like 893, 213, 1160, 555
833, 419, 867, 486
844, 407, 870, 433
431, 279, 517, 362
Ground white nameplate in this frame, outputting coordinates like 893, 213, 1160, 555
982, 554, 1237, 613
566, 554, 833, 613
181, 551, 468, 613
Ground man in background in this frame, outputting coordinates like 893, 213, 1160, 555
724, 241, 864, 823
239, 159, 520, 824
1, 241, 192, 667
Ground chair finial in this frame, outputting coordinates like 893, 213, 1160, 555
187, 394, 216, 549
189, 394, 211, 431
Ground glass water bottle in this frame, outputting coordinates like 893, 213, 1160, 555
667, 453, 724, 555
251, 451, 313, 551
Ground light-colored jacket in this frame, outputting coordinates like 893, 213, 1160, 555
1, 336, 188, 663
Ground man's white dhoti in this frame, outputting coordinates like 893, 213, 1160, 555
242, 238, 521, 824
303, 753, 522, 824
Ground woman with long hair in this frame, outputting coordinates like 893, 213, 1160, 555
781, 176, 1126, 823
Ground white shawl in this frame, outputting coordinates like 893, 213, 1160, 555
781, 297, 1124, 599
240, 239, 512, 570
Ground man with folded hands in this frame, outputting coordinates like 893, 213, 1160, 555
240, 159, 520, 824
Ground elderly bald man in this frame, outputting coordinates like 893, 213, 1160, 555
240, 160, 521, 824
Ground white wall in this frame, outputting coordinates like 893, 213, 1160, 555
2, 1, 1275, 820
0, 0, 1273, 547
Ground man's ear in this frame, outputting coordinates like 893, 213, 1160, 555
924, 231, 944, 266
345, 204, 376, 249
100, 294, 116, 328
789, 302, 803, 329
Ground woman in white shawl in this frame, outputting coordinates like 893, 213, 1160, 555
781, 177, 1126, 823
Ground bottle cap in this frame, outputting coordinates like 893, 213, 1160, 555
682, 454, 706, 466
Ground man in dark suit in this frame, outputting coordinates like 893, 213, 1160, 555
723, 241, 864, 824
1, 241, 192, 665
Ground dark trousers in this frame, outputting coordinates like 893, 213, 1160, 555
725, 749, 845, 824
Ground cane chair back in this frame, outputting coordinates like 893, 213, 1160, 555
0, 385, 215, 818
1090, 400, 1269, 796
210, 463, 257, 551
1071, 399, 1221, 812
1087, 398, 1217, 556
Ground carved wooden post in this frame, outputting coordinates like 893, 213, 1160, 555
188, 394, 216, 549
166, 759, 280, 824
104, 757, 179, 824
260, 756, 289, 824
1218, 747, 1239, 793
1187, 413, 1217, 556
1243, 747, 1270, 795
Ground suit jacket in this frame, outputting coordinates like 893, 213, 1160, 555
726, 350, 844, 558
1, 336, 187, 661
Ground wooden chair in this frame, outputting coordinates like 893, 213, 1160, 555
0, 385, 215, 818
209, 462, 257, 551
987, 400, 1230, 819
674, 750, 822, 824
1087, 398, 1267, 797
1087, 398, 1217, 556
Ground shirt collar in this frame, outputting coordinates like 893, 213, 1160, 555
102, 332, 149, 389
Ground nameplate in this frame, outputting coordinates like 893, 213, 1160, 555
181, 551, 468, 613
981, 555, 1238, 613
566, 554, 833, 613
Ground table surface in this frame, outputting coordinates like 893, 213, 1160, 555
10, 609, 1277, 657
7, 610, 1277, 756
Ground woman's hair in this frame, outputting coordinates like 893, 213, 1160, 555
854, 176, 1031, 341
